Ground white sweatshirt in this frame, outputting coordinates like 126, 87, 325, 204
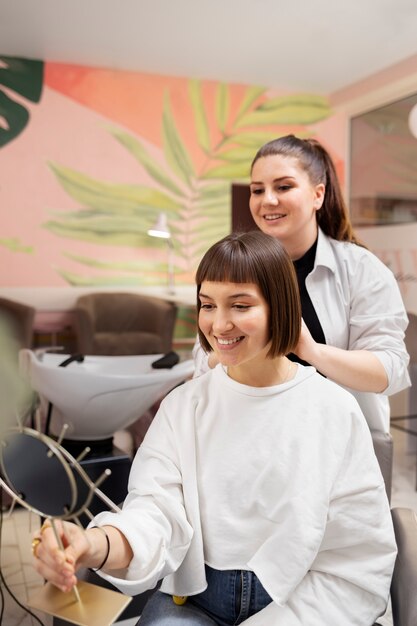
94, 364, 396, 626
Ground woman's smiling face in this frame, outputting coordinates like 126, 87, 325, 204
198, 280, 271, 372
249, 154, 325, 260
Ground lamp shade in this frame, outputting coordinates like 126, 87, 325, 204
147, 213, 171, 239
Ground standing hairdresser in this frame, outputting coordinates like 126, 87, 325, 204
194, 135, 410, 432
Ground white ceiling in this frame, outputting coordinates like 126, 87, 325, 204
1, 0, 417, 93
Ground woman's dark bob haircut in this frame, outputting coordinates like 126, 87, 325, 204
196, 230, 301, 358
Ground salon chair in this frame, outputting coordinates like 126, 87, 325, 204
73, 292, 180, 453
390, 507, 417, 626
374, 507, 417, 626
0, 297, 35, 349
73, 292, 177, 356
371, 430, 393, 502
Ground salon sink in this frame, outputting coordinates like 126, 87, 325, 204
19, 350, 194, 441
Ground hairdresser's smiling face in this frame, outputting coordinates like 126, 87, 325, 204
198, 281, 270, 378
249, 155, 324, 260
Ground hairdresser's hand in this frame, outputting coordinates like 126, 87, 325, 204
32, 521, 91, 592
294, 319, 388, 391
293, 319, 321, 366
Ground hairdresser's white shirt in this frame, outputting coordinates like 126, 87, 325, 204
94, 364, 396, 625
193, 228, 410, 432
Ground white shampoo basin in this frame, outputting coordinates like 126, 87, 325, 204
19, 350, 195, 441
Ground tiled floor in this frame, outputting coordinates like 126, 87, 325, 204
1, 427, 416, 626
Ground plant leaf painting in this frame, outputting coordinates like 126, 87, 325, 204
0, 56, 43, 148
45, 81, 332, 286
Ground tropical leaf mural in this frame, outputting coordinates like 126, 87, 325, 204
0, 56, 43, 147
44, 83, 331, 286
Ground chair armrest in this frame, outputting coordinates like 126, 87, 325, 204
391, 507, 417, 626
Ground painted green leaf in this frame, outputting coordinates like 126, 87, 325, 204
45, 213, 153, 233
198, 203, 231, 217
227, 130, 282, 148
194, 220, 229, 235
198, 181, 231, 198
223, 129, 313, 151
236, 95, 331, 127
0, 90, 28, 148
109, 128, 184, 197
162, 92, 195, 185
0, 56, 43, 148
56, 269, 166, 287
44, 220, 160, 247
215, 83, 230, 133
217, 146, 257, 162
49, 163, 181, 214
198, 194, 230, 209
0, 237, 34, 253
57, 255, 182, 286
189, 79, 211, 152
257, 93, 329, 112
0, 56, 43, 102
235, 86, 265, 122
64, 253, 168, 273
224, 131, 279, 148
202, 161, 250, 180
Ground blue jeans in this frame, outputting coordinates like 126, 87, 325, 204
138, 565, 272, 625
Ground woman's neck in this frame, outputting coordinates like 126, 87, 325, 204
227, 356, 296, 388
286, 225, 319, 261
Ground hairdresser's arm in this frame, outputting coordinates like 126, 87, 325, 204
295, 322, 388, 392
299, 250, 410, 395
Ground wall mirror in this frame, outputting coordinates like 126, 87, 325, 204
350, 92, 417, 226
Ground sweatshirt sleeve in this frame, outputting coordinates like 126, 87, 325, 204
91, 399, 194, 596
244, 402, 397, 626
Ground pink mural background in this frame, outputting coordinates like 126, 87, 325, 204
0, 55, 416, 320
0, 61, 342, 289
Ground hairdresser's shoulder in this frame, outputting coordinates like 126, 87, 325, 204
324, 232, 396, 280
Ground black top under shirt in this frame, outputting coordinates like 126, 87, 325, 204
288, 238, 326, 367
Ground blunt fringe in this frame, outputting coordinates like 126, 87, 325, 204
196, 231, 301, 358
251, 134, 361, 245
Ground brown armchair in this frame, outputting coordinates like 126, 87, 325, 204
0, 297, 35, 349
73, 292, 177, 356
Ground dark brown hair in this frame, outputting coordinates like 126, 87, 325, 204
196, 231, 301, 357
251, 134, 360, 244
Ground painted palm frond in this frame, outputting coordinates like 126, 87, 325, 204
45, 80, 331, 286
0, 56, 43, 148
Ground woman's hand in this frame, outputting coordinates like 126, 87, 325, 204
32, 521, 90, 593
32, 521, 133, 592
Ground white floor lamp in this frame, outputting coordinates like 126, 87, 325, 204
147, 213, 175, 295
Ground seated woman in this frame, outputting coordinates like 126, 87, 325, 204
33, 231, 396, 626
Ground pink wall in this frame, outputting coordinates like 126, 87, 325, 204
0, 60, 337, 289
1, 54, 417, 318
